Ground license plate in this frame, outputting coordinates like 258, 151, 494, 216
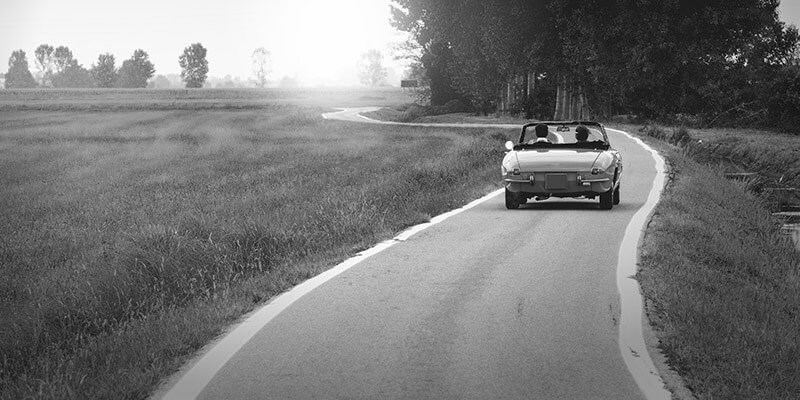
545, 174, 567, 190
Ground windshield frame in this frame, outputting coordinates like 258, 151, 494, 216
516, 121, 610, 150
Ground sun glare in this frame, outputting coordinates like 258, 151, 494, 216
270, 0, 393, 85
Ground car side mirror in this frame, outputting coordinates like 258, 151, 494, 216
504, 141, 514, 151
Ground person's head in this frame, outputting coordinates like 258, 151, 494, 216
534, 124, 549, 138
575, 125, 589, 141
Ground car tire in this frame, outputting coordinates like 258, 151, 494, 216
505, 188, 520, 209
599, 189, 613, 210
613, 185, 620, 205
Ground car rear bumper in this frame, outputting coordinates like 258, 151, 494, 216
504, 172, 613, 196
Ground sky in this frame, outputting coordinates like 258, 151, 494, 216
0, 0, 411, 86
1, 1, 799, 87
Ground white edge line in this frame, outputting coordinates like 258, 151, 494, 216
155, 188, 504, 400
607, 128, 671, 400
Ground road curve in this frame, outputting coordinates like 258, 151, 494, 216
154, 109, 671, 400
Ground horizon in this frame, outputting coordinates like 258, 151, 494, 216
0, 0, 411, 87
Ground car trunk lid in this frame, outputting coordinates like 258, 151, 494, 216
515, 149, 602, 172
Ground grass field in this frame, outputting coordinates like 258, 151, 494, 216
0, 87, 406, 111
4, 92, 799, 399
0, 90, 511, 398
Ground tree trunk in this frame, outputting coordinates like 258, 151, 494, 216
554, 76, 565, 120
506, 78, 516, 111
525, 70, 535, 119
554, 76, 590, 120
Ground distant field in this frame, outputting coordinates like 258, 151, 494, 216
0, 87, 407, 111
0, 90, 509, 399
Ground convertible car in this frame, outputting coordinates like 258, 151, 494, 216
501, 121, 622, 210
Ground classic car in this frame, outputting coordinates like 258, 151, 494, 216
501, 121, 622, 210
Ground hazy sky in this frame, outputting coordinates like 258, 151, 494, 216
2, 1, 799, 87
1, 0, 410, 86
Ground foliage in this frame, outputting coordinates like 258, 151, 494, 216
4, 50, 37, 88
357, 49, 388, 86
251, 47, 271, 88
91, 53, 117, 88
52, 61, 94, 88
117, 49, 155, 88
34, 44, 55, 87
179, 43, 209, 88
51, 46, 75, 75
764, 65, 800, 131
279, 75, 299, 88
390, 0, 799, 125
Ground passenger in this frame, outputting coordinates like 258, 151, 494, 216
575, 125, 590, 142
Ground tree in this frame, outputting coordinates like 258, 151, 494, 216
34, 44, 55, 86
117, 49, 155, 88
391, 0, 798, 123
391, 0, 463, 105
52, 46, 74, 74
5, 50, 38, 88
150, 75, 172, 88
279, 75, 299, 88
251, 47, 271, 88
91, 53, 117, 88
358, 49, 388, 86
179, 43, 208, 88
52, 60, 94, 88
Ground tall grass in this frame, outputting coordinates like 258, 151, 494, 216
0, 106, 509, 398
635, 144, 800, 399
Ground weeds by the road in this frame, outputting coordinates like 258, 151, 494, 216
628, 128, 800, 399
0, 105, 510, 399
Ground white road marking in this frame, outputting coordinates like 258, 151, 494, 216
155, 189, 504, 400
607, 128, 671, 400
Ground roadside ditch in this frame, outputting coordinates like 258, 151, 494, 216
638, 125, 800, 251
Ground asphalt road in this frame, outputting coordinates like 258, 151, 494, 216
157, 113, 666, 399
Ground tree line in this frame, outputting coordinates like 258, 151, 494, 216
4, 43, 209, 89
392, 0, 800, 129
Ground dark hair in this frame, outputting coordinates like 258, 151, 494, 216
575, 125, 589, 141
534, 124, 549, 138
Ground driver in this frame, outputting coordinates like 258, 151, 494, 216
532, 123, 551, 143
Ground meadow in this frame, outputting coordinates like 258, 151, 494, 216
0, 90, 509, 398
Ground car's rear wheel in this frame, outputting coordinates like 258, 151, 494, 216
505, 188, 520, 209
599, 189, 613, 210
613, 185, 620, 205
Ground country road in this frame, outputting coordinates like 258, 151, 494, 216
155, 109, 671, 399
